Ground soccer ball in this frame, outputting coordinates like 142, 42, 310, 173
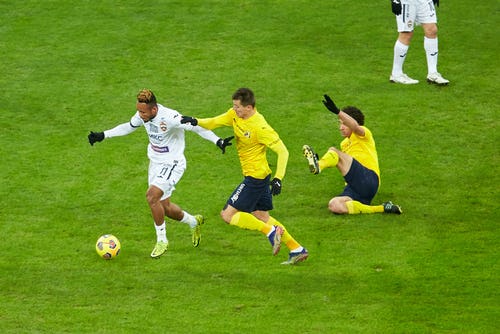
95, 234, 121, 259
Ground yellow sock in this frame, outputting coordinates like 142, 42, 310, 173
230, 212, 272, 234
319, 150, 339, 171
267, 216, 300, 250
346, 201, 384, 214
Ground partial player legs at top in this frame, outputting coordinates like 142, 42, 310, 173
390, 1, 449, 85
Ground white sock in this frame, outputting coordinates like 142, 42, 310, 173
424, 36, 438, 75
392, 40, 409, 76
155, 222, 168, 242
180, 211, 197, 228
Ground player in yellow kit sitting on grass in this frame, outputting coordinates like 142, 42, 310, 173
181, 88, 308, 265
303, 94, 402, 215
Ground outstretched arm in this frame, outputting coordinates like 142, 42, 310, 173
187, 124, 234, 154
88, 122, 138, 145
104, 122, 138, 138
181, 111, 234, 153
188, 124, 220, 144
181, 110, 233, 130
322, 94, 365, 137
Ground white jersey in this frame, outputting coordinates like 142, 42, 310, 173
104, 103, 220, 164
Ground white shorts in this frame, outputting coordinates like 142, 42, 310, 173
148, 160, 186, 201
396, 0, 437, 32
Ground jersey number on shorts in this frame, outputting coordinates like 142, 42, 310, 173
158, 163, 177, 180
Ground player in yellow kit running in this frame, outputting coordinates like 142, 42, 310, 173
181, 88, 308, 265
303, 94, 402, 215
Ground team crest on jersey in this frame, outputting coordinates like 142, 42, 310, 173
244, 131, 250, 138
160, 121, 167, 132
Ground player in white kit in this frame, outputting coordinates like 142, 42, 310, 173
390, 0, 449, 85
88, 89, 234, 258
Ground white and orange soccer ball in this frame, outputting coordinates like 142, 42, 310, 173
95, 234, 121, 259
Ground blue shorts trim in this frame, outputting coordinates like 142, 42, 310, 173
226, 175, 273, 212
339, 159, 379, 205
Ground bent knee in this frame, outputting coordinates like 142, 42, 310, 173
220, 210, 232, 224
328, 198, 348, 214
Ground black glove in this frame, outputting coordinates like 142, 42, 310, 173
180, 116, 198, 126
216, 136, 234, 154
88, 131, 105, 146
391, 0, 402, 15
322, 94, 340, 115
433, 0, 439, 7
270, 177, 282, 196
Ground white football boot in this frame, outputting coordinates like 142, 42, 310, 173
390, 73, 419, 85
427, 72, 450, 85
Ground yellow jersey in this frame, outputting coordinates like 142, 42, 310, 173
198, 108, 288, 180
340, 126, 380, 178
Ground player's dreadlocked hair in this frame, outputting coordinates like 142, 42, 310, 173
137, 89, 157, 106
232, 88, 256, 107
342, 106, 365, 125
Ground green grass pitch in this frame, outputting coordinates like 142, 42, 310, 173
0, 1, 498, 333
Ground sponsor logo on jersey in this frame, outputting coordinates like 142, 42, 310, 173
151, 144, 169, 153
160, 121, 167, 132
149, 134, 163, 141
